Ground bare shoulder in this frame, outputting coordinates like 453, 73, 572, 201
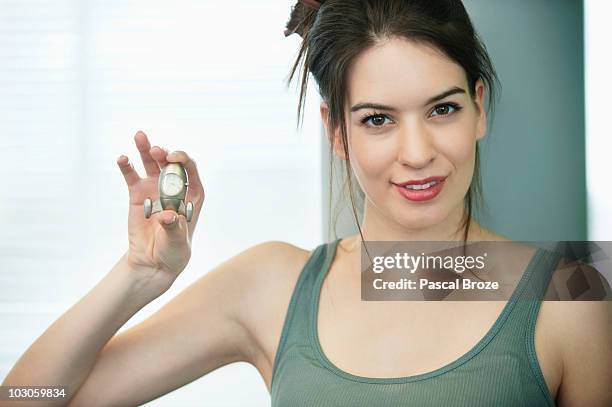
534, 247, 611, 405
478, 230, 611, 404
222, 240, 314, 385
544, 257, 612, 301
236, 240, 312, 279
226, 241, 312, 307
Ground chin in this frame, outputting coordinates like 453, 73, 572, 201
396, 209, 447, 230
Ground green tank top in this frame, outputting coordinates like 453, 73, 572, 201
270, 238, 562, 406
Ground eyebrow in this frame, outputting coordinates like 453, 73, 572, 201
349, 86, 467, 113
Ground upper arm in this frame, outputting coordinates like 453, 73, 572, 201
68, 240, 297, 407
555, 299, 612, 407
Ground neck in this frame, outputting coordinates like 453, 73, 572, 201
356, 199, 486, 242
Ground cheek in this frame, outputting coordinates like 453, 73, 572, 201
348, 132, 395, 180
434, 121, 477, 166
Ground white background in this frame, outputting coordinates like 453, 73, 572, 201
0, 1, 321, 405
584, 0, 612, 240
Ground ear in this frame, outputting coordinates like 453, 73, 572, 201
474, 79, 487, 141
320, 101, 348, 160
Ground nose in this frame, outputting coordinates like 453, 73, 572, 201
396, 121, 437, 169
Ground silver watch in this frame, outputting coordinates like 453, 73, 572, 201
144, 163, 194, 222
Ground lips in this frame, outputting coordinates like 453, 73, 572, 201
393, 176, 447, 202
394, 175, 447, 187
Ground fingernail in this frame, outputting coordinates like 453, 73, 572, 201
164, 214, 177, 224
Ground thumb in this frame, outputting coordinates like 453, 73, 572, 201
157, 211, 184, 242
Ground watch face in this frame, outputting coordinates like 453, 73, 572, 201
162, 173, 184, 196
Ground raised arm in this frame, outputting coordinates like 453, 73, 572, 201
1, 131, 207, 405
64, 240, 284, 406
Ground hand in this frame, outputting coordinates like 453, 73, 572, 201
116, 130, 205, 291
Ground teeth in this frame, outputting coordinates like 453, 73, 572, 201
405, 181, 438, 190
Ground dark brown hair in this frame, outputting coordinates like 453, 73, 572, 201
285, 0, 500, 246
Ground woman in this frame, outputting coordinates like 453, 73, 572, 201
2, 1, 609, 406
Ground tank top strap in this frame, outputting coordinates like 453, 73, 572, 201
521, 247, 563, 394
271, 238, 340, 390
492, 246, 563, 332
518, 247, 563, 302
483, 246, 562, 403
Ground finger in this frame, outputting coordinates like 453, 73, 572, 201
116, 155, 141, 187
150, 145, 169, 168
166, 150, 204, 197
158, 210, 178, 226
134, 130, 161, 178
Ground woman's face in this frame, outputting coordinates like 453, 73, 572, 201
322, 37, 487, 232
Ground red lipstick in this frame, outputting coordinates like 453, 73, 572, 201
393, 176, 447, 202
394, 176, 447, 187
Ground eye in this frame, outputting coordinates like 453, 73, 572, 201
430, 102, 462, 118
360, 113, 392, 127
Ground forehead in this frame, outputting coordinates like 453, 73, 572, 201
346, 37, 468, 107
